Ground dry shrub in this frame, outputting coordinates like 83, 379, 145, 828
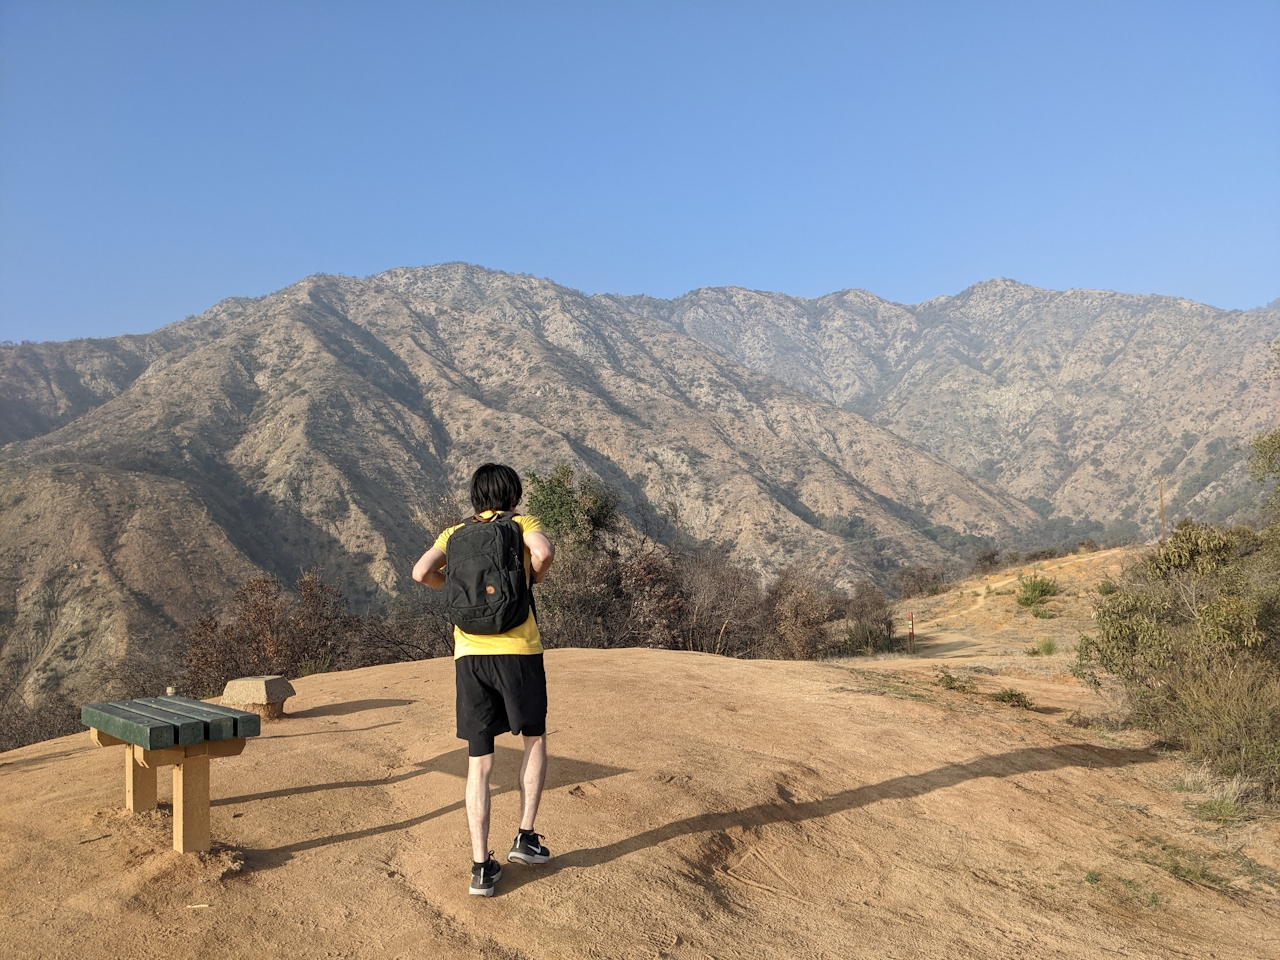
1023, 548, 1059, 563
83, 654, 173, 701
970, 547, 1001, 575
0, 676, 80, 753
673, 545, 765, 656
183, 569, 357, 697
354, 587, 454, 665
1140, 654, 1280, 795
891, 565, 950, 599
613, 548, 682, 649
538, 546, 629, 649
520, 474, 893, 661
756, 565, 844, 660
174, 471, 900, 712
840, 580, 897, 654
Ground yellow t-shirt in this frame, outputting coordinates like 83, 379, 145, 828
433, 511, 544, 658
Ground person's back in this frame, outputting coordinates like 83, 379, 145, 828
411, 463, 556, 897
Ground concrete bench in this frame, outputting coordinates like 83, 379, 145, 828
81, 696, 261, 853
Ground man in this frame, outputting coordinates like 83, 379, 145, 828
412, 463, 556, 897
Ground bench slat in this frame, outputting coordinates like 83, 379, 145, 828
81, 703, 175, 751
156, 696, 261, 739
111, 701, 205, 746
133, 698, 236, 741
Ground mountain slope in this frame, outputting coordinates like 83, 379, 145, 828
0, 265, 1031, 698
602, 280, 1280, 531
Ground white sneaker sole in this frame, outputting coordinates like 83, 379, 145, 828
508, 851, 550, 865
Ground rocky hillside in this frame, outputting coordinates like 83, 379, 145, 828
0, 265, 1032, 700
602, 281, 1280, 532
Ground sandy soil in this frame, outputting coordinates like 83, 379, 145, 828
3, 556, 1278, 959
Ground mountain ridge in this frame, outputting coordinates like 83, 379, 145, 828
3, 264, 1276, 704
598, 277, 1280, 529
1, 264, 1033, 701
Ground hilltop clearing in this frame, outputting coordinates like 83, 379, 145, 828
2, 642, 1276, 958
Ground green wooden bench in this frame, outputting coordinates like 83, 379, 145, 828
82, 696, 261, 853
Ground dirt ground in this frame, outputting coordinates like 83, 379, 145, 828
2, 549, 1278, 959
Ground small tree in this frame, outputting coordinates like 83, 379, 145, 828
525, 465, 626, 648
756, 565, 843, 660
525, 464, 619, 548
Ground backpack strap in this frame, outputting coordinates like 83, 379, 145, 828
493, 511, 537, 621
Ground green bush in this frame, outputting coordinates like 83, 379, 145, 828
936, 666, 974, 692
1075, 517, 1280, 797
992, 687, 1034, 709
525, 464, 619, 547
1016, 573, 1058, 607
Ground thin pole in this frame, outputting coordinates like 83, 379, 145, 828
1159, 478, 1167, 541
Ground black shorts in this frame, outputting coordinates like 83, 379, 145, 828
455, 653, 547, 757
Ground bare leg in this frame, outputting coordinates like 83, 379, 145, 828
518, 734, 547, 832
466, 753, 494, 863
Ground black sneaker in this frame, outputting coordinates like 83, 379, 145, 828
469, 854, 501, 897
508, 830, 551, 865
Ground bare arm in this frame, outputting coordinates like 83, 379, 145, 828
526, 531, 554, 584
412, 546, 447, 589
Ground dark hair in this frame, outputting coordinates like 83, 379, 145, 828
470, 463, 522, 513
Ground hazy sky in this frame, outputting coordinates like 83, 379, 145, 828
1, 1, 1276, 342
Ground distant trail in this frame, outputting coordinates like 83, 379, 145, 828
917, 547, 1129, 626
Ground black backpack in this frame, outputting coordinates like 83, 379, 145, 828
442, 512, 534, 635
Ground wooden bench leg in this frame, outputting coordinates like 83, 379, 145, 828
172, 756, 210, 854
125, 743, 157, 813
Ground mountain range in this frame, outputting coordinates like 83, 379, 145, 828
1, 264, 1277, 701
601, 279, 1280, 529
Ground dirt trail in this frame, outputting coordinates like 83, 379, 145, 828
2, 588, 1278, 957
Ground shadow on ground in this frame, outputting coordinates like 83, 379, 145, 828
498, 743, 1156, 892
234, 745, 629, 871
288, 698, 414, 718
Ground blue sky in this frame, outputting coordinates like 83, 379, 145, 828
1, 1, 1277, 342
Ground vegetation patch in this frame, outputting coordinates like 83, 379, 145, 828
1140, 846, 1227, 889
1116, 877, 1167, 908
1128, 836, 1280, 897
1016, 573, 1058, 607
1026, 637, 1057, 657
991, 687, 1034, 709
1193, 797, 1243, 823
840, 668, 930, 701
935, 666, 975, 693
1074, 513, 1280, 798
